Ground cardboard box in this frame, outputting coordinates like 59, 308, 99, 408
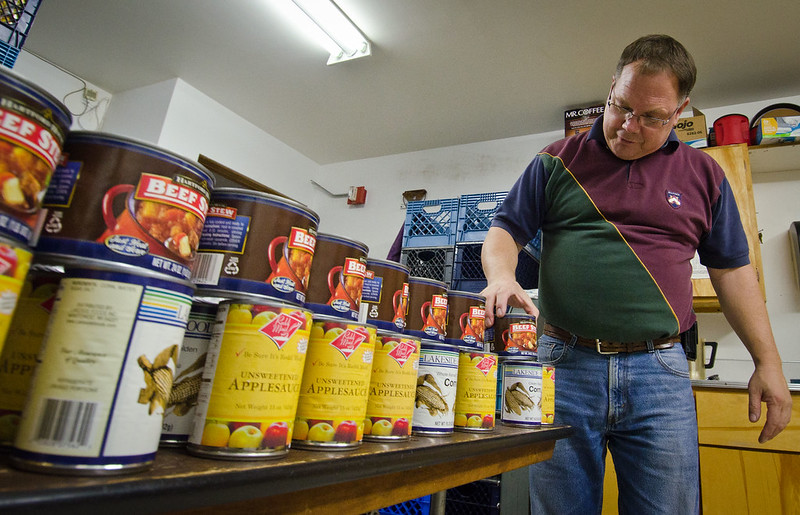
675, 107, 708, 148
564, 104, 604, 137
754, 116, 800, 145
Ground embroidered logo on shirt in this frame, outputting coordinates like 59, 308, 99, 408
666, 190, 682, 209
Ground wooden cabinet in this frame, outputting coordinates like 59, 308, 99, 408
693, 144, 764, 312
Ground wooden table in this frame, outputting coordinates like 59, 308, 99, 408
0, 424, 572, 514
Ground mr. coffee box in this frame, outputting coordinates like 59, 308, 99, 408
564, 104, 604, 137
675, 107, 708, 148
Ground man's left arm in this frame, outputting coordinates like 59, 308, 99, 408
708, 264, 792, 443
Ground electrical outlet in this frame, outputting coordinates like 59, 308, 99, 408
83, 88, 98, 102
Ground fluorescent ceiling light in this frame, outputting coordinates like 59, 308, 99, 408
289, 0, 371, 64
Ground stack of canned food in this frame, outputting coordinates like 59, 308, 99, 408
0, 68, 553, 477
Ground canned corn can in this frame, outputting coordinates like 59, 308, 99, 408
363, 331, 420, 441
360, 258, 410, 332
487, 313, 537, 357
542, 365, 555, 424
11, 261, 194, 475
454, 351, 497, 432
444, 290, 485, 350
192, 188, 319, 306
412, 342, 459, 436
187, 297, 312, 459
0, 262, 61, 446
159, 300, 217, 446
500, 360, 541, 427
0, 235, 33, 356
0, 68, 71, 245
406, 276, 448, 342
304, 233, 368, 321
293, 316, 376, 450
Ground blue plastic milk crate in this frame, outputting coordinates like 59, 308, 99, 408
451, 243, 486, 293
456, 191, 508, 243
403, 198, 459, 248
379, 494, 431, 515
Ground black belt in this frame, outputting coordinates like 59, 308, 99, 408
543, 323, 678, 354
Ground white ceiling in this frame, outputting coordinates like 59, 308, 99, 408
22, 0, 800, 165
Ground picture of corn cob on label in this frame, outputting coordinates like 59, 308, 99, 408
501, 361, 542, 426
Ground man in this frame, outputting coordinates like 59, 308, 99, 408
481, 34, 792, 514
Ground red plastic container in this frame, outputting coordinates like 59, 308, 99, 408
713, 114, 750, 146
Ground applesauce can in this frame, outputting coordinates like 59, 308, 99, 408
304, 233, 368, 321
0, 262, 61, 447
454, 351, 497, 432
293, 316, 376, 450
36, 132, 215, 281
500, 359, 541, 427
0, 68, 71, 245
187, 296, 312, 459
191, 188, 318, 306
360, 258, 409, 332
159, 300, 217, 446
412, 342, 459, 436
0, 235, 33, 357
405, 276, 448, 342
363, 331, 420, 442
11, 259, 194, 475
542, 365, 555, 424
444, 290, 485, 350
487, 313, 537, 357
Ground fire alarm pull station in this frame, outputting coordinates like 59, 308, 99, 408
348, 186, 367, 205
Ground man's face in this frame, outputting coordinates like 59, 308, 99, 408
602, 62, 689, 161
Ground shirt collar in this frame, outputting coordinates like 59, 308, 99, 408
587, 115, 682, 154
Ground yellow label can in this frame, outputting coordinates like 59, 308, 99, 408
542, 365, 555, 424
454, 351, 498, 432
363, 331, 420, 441
0, 237, 33, 358
293, 316, 376, 450
187, 299, 312, 459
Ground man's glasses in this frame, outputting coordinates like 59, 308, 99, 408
606, 94, 684, 129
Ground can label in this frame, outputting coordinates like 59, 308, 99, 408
0, 265, 59, 445
454, 351, 497, 431
12, 271, 192, 468
305, 234, 368, 321
501, 361, 542, 426
364, 333, 420, 440
406, 278, 448, 342
542, 365, 555, 424
488, 314, 537, 356
412, 344, 459, 435
192, 190, 319, 305
160, 302, 215, 445
445, 292, 486, 349
0, 239, 32, 356
361, 259, 409, 331
188, 302, 311, 455
294, 319, 376, 448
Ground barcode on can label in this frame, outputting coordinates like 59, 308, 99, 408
34, 398, 99, 449
191, 253, 224, 285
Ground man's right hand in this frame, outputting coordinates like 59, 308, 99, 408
481, 278, 538, 328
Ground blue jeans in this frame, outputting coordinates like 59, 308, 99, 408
530, 333, 700, 514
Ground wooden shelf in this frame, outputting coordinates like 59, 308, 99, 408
0, 424, 572, 515
747, 141, 800, 174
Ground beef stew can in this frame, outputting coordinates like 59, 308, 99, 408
405, 276, 448, 342
360, 258, 410, 332
35, 132, 215, 280
444, 290, 485, 350
304, 233, 368, 321
0, 68, 72, 245
191, 188, 319, 306
187, 297, 312, 460
486, 313, 537, 357
10, 259, 194, 475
